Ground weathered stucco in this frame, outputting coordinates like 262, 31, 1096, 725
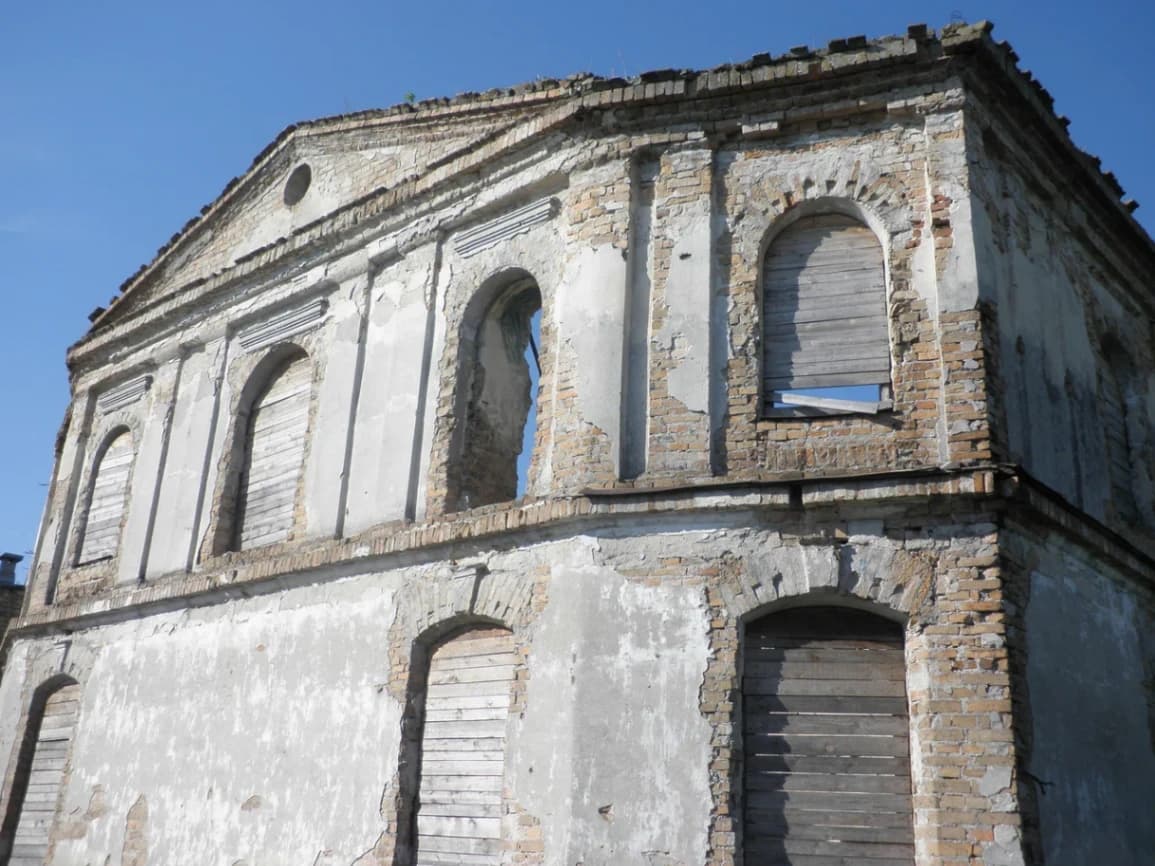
1004, 528, 1155, 866
5, 21, 1155, 866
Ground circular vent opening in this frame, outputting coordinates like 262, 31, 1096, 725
283, 163, 312, 206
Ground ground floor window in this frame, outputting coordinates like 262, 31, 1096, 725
742, 606, 914, 865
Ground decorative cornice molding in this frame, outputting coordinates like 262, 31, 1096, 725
97, 375, 153, 415
237, 298, 329, 352
453, 197, 559, 258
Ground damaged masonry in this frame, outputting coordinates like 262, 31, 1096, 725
2, 20, 1154, 866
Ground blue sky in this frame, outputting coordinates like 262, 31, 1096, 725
2, 1, 1153, 580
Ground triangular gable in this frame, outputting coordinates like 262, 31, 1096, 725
96, 93, 571, 327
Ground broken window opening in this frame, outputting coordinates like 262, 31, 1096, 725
762, 213, 891, 417
517, 307, 542, 498
770, 384, 892, 416
457, 278, 542, 510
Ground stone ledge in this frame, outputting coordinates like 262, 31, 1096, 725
18, 465, 1152, 638
15, 466, 997, 635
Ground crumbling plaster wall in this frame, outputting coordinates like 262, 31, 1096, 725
0, 535, 714, 866
1, 513, 1030, 866
34, 99, 998, 612
966, 110, 1155, 533
1000, 522, 1155, 866
33, 247, 373, 604
719, 103, 991, 478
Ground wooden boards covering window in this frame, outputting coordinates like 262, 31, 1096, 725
763, 214, 889, 393
237, 355, 311, 550
1100, 369, 1138, 523
743, 607, 914, 866
9, 684, 81, 866
78, 431, 134, 564
415, 627, 515, 866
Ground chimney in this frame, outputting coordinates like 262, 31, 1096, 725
0, 553, 22, 586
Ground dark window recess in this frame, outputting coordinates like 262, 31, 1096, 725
457, 279, 542, 510
283, 164, 312, 206
762, 214, 891, 415
742, 606, 914, 865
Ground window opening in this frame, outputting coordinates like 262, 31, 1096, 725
742, 606, 914, 864
77, 430, 134, 565
762, 214, 890, 416
458, 280, 541, 509
770, 384, 886, 414
1100, 337, 1138, 524
517, 308, 542, 498
398, 626, 516, 866
2, 682, 81, 865
234, 352, 311, 550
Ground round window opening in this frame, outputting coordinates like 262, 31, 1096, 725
283, 163, 312, 206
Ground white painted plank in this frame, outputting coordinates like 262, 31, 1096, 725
417, 815, 501, 839
11, 685, 81, 863
78, 432, 134, 563
237, 356, 311, 550
415, 629, 515, 866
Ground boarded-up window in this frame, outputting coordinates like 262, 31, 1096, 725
77, 430, 134, 565
1100, 339, 1138, 524
414, 627, 515, 866
236, 354, 311, 550
743, 607, 913, 865
7, 683, 81, 866
763, 214, 889, 407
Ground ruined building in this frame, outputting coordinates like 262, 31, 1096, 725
1, 21, 1153, 866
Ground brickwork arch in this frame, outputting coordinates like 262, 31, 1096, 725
444, 269, 544, 512
698, 543, 937, 866
376, 563, 546, 866
719, 152, 940, 476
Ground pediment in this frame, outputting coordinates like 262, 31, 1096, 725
97, 100, 555, 327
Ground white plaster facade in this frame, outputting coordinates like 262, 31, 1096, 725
2, 22, 1154, 866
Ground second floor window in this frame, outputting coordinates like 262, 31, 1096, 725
77, 429, 134, 565
762, 214, 890, 415
235, 351, 311, 550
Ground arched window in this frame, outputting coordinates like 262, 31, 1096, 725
457, 277, 542, 509
762, 214, 890, 414
742, 607, 913, 864
235, 350, 312, 550
401, 626, 516, 866
77, 429, 134, 565
1099, 337, 1138, 524
1, 680, 81, 865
